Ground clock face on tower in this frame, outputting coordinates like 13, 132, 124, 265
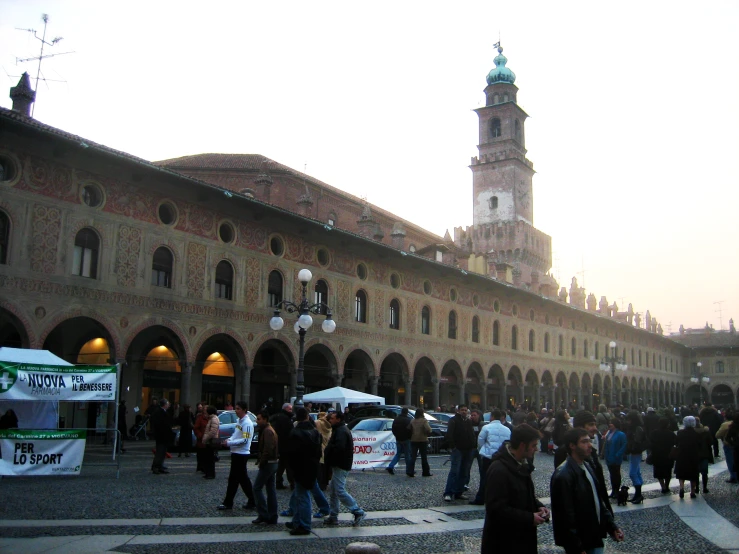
517, 183, 530, 210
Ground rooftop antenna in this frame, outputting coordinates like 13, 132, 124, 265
576, 255, 587, 290
15, 13, 74, 116
665, 321, 673, 334
714, 300, 725, 330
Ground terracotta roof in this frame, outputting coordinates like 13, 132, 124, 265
669, 332, 739, 349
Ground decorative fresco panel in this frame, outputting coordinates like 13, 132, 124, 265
375, 290, 385, 327
245, 257, 261, 307
115, 225, 142, 287
186, 242, 207, 298
407, 298, 418, 334
30, 204, 62, 274
336, 280, 352, 322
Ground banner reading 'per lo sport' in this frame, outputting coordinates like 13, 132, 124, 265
0, 429, 87, 476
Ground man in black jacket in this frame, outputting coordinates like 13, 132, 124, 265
151, 398, 173, 474
481, 424, 549, 554
284, 407, 322, 535
269, 403, 294, 490
323, 410, 366, 526
553, 411, 613, 516
386, 407, 412, 475
551, 428, 625, 554
699, 402, 724, 458
444, 405, 476, 502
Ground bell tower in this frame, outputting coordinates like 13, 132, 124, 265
462, 45, 552, 287
471, 45, 534, 226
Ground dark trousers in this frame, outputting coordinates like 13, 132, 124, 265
607, 463, 622, 495
202, 445, 216, 478
223, 453, 254, 507
473, 456, 492, 503
152, 442, 167, 471
712, 436, 720, 457
276, 455, 294, 487
318, 462, 332, 490
409, 441, 430, 476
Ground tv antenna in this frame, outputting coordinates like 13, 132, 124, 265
15, 13, 75, 116
576, 255, 587, 289
714, 300, 725, 330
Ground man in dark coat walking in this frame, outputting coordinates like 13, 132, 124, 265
444, 405, 477, 502
387, 407, 412, 475
699, 402, 724, 458
481, 424, 549, 554
284, 407, 322, 535
151, 398, 173, 474
323, 410, 366, 526
270, 403, 294, 489
551, 428, 625, 554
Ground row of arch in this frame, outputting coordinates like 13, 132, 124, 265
2, 308, 729, 415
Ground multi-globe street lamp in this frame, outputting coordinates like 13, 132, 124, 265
690, 361, 710, 403
268, 268, 336, 407
599, 340, 628, 407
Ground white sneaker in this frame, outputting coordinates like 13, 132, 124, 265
443, 495, 452, 502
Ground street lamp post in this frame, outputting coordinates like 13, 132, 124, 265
690, 361, 710, 404
599, 340, 628, 407
268, 269, 336, 407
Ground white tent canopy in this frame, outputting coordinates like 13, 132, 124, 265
0, 348, 71, 428
302, 387, 385, 411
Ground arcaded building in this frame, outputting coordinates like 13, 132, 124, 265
1, 52, 733, 428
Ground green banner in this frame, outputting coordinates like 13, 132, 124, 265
0, 362, 117, 401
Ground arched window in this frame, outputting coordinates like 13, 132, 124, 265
355, 289, 367, 323
448, 311, 457, 340
314, 279, 328, 314
493, 320, 500, 346
215, 260, 233, 300
488, 196, 498, 210
389, 299, 400, 330
583, 340, 588, 358
421, 306, 431, 335
490, 118, 502, 138
0, 211, 9, 264
544, 333, 550, 353
571, 337, 576, 356
472, 316, 480, 343
558, 335, 563, 356
514, 119, 521, 142
151, 247, 173, 288
511, 325, 518, 350
716, 361, 725, 373
652, 353, 656, 369
267, 270, 282, 307
72, 228, 99, 279
528, 329, 535, 352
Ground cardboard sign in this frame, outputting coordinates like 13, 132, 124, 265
351, 430, 395, 469
0, 362, 117, 401
0, 429, 87, 476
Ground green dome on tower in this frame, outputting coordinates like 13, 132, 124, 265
486, 46, 516, 86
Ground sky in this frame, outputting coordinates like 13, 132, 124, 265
1, 1, 738, 333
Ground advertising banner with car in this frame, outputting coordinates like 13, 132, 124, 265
351, 430, 395, 469
0, 429, 86, 476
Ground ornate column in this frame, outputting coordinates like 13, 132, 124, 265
535, 386, 541, 411
563, 387, 570, 409
405, 379, 413, 405
181, 361, 193, 407
240, 364, 251, 404
432, 378, 440, 410
368, 375, 378, 396
576, 387, 583, 409
481, 382, 488, 412
519, 385, 525, 407
502, 383, 509, 409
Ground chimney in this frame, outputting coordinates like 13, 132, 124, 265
357, 204, 376, 239
10, 72, 36, 117
296, 193, 314, 217
390, 222, 406, 250
495, 262, 513, 283
254, 160, 273, 202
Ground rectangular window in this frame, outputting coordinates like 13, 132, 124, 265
72, 246, 96, 278
435, 250, 443, 262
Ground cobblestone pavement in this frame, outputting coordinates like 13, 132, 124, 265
0, 442, 737, 553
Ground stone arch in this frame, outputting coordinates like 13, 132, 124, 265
466, 361, 485, 409
192, 327, 248, 361
0, 302, 34, 348
123, 317, 191, 362
440, 359, 464, 410
251, 337, 296, 408
379, 352, 410, 405
581, 372, 593, 411
343, 347, 375, 393
304, 341, 339, 391
194, 331, 247, 409
412, 356, 437, 408
710, 383, 734, 407
487, 364, 506, 409
40, 308, 121, 359
42, 314, 119, 363
249, 333, 298, 369
568, 372, 581, 408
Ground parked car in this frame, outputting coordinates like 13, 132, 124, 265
174, 410, 259, 456
428, 412, 454, 423
348, 417, 394, 432
347, 414, 449, 453
349, 405, 448, 438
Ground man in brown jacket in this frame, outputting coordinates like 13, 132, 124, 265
252, 410, 279, 525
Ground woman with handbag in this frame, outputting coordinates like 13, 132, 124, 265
649, 417, 676, 493
674, 416, 701, 499
202, 406, 220, 480
407, 408, 433, 477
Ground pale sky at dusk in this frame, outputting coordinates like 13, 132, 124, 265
2, 1, 737, 333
